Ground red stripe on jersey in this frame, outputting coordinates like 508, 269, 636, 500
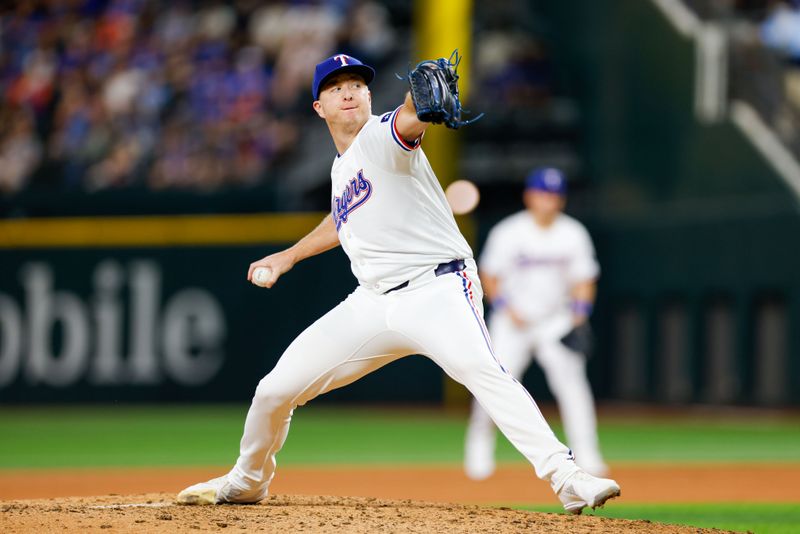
391, 106, 421, 151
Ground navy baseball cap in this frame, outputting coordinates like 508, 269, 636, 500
525, 168, 567, 195
312, 54, 375, 100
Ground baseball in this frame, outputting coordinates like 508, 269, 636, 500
445, 179, 480, 215
252, 266, 272, 287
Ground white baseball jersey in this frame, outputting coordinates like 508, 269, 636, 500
480, 211, 599, 323
330, 106, 473, 293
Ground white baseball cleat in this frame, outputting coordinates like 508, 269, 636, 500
464, 458, 495, 481
176, 474, 266, 505
557, 470, 620, 515
464, 449, 496, 481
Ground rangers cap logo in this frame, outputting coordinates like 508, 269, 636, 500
312, 54, 375, 100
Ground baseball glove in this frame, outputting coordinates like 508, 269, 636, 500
560, 322, 595, 357
404, 50, 483, 129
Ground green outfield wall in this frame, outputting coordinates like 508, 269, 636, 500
529, 0, 800, 405
0, 215, 443, 403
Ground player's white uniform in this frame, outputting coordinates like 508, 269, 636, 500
226, 108, 580, 496
464, 211, 608, 479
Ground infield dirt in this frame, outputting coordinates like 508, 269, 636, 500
2, 463, 793, 532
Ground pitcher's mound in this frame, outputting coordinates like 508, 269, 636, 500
1, 493, 732, 533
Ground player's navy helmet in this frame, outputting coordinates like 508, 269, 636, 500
312, 54, 375, 100
525, 168, 567, 195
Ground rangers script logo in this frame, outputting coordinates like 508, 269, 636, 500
332, 169, 373, 231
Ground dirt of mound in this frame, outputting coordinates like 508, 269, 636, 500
0, 493, 736, 534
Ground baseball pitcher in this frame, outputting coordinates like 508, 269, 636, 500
177, 53, 619, 514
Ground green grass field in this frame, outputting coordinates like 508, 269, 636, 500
1, 404, 798, 533
527, 503, 800, 534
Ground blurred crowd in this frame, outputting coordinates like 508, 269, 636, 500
759, 0, 800, 63
686, 0, 800, 154
472, 1, 554, 112
0, 0, 397, 195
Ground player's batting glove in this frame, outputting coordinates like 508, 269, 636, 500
560, 322, 595, 357
404, 50, 483, 129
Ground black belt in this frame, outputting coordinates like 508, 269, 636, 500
384, 259, 466, 294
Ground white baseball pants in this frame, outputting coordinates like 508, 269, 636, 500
229, 261, 578, 494
465, 310, 607, 477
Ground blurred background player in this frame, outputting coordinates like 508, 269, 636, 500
464, 167, 608, 479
